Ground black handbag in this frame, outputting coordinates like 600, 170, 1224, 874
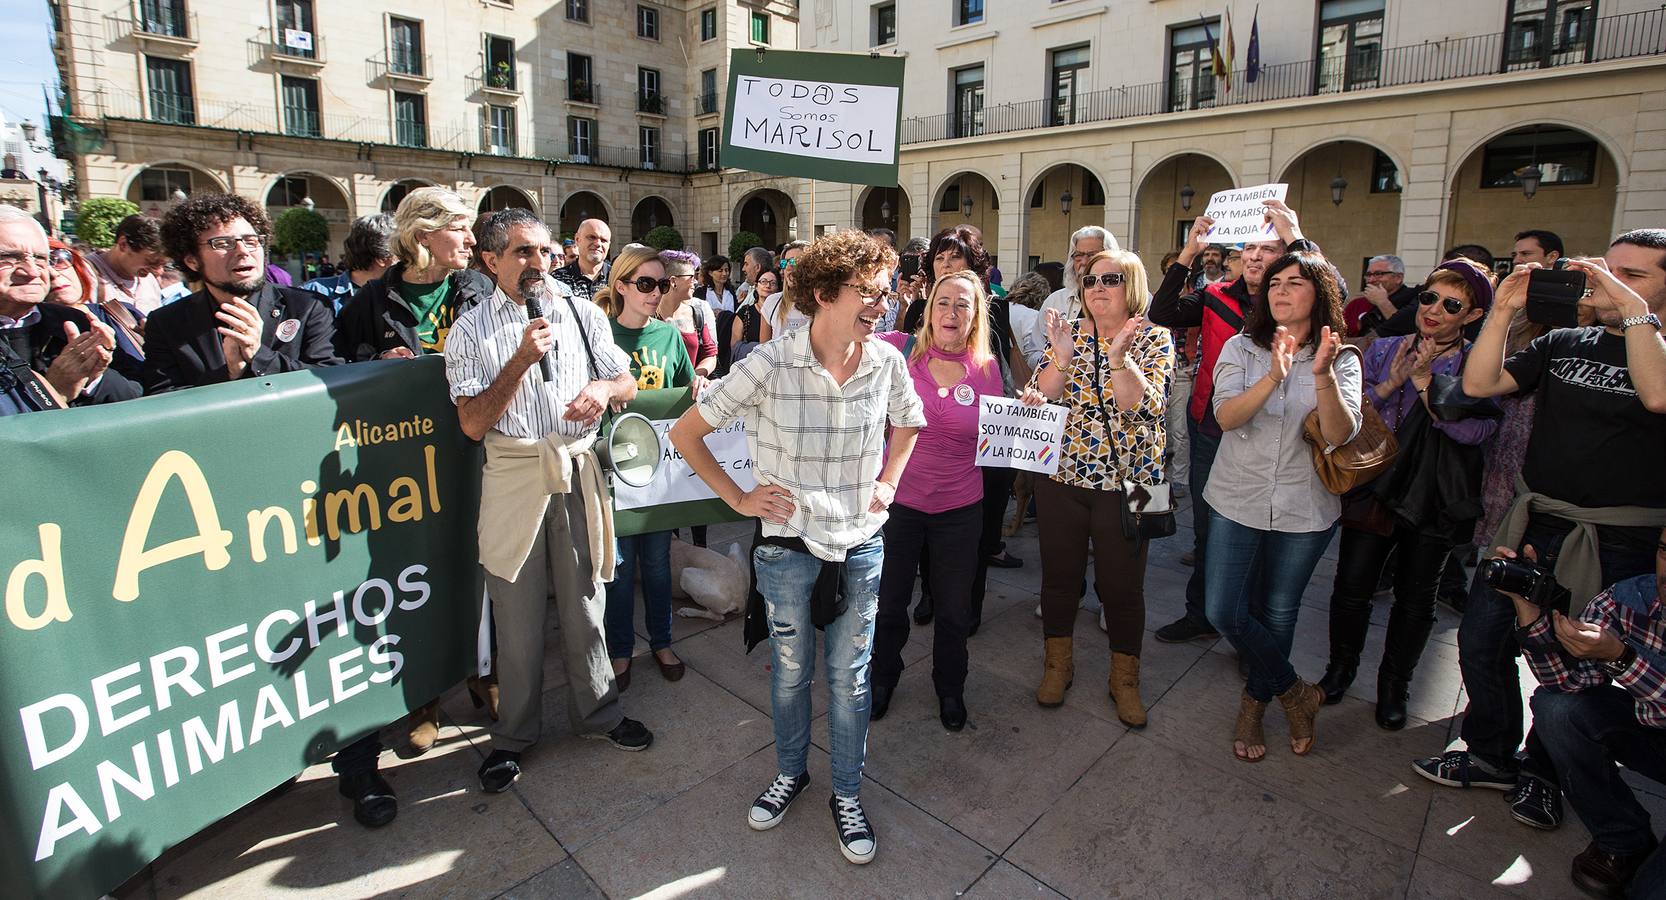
1425, 373, 1502, 422
1122, 480, 1177, 541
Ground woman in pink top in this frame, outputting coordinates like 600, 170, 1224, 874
870, 271, 1005, 732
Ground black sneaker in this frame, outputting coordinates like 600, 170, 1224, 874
477, 750, 522, 794
747, 772, 809, 831
338, 771, 398, 827
1507, 774, 1564, 830
583, 717, 654, 751
1411, 750, 1517, 791
830, 793, 877, 864
1154, 615, 1219, 643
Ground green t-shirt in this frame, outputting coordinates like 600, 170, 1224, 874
395, 277, 455, 354
609, 317, 693, 391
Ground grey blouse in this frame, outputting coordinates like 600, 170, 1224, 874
1203, 334, 1363, 534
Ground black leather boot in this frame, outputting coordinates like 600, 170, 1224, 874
1375, 675, 1410, 730
1320, 594, 1372, 705
1377, 600, 1436, 730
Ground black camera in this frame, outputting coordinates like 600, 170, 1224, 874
1481, 556, 1567, 609
1525, 258, 1586, 328
898, 253, 921, 282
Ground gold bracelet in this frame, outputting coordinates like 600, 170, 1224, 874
1109, 361, 1128, 371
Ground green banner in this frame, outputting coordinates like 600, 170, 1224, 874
611, 387, 748, 537
0, 358, 480, 899
722, 49, 905, 187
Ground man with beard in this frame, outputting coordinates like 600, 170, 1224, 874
144, 193, 340, 392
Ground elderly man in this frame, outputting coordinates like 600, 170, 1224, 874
553, 218, 611, 302
1348, 254, 1417, 337
144, 194, 339, 392
447, 211, 651, 794
0, 206, 139, 414
1030, 226, 1115, 355
1150, 201, 1317, 645
86, 214, 166, 315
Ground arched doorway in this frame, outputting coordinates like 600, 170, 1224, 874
478, 185, 536, 213
859, 187, 910, 247
263, 171, 354, 269
1132, 154, 1233, 275
124, 162, 226, 219
1024, 164, 1106, 271
1277, 141, 1402, 285
559, 191, 610, 240
631, 196, 675, 241
1446, 124, 1619, 260
380, 178, 434, 213
735, 189, 797, 250
931, 173, 1000, 256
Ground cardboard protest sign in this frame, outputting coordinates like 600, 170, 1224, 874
722, 49, 905, 187
975, 397, 1067, 475
1202, 183, 1289, 242
610, 387, 753, 535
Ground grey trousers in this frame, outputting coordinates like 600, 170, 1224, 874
483, 486, 623, 753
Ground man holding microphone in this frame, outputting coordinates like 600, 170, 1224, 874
445, 213, 650, 794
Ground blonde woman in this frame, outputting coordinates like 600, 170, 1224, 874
335, 186, 494, 361
869, 270, 1004, 731
600, 244, 694, 686
1022, 249, 1172, 727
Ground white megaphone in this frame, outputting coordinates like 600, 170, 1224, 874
596, 411, 663, 488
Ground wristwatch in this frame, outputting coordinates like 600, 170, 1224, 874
1620, 312, 1662, 331
1603, 641, 1638, 677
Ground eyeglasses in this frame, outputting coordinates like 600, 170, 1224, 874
1364, 269, 1397, 278
49, 248, 74, 269
629, 276, 673, 294
1417, 291, 1466, 315
201, 234, 267, 253
843, 282, 894, 306
1081, 273, 1125, 289
0, 250, 50, 271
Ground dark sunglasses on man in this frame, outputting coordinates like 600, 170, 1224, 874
1081, 273, 1125, 289
1417, 291, 1465, 315
629, 276, 673, 294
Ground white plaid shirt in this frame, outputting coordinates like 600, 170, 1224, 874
444, 277, 629, 440
698, 325, 926, 561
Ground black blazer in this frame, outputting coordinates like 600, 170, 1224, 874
142, 284, 342, 393
0, 303, 142, 409
333, 264, 494, 362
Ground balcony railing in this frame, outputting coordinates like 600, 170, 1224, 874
901, 7, 1666, 145
697, 91, 718, 115
558, 144, 692, 173
369, 50, 432, 84
568, 81, 598, 104
638, 91, 664, 115
106, 9, 197, 49
258, 31, 326, 67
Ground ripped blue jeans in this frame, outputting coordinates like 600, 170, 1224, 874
753, 531, 884, 797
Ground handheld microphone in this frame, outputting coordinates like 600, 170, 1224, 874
522, 277, 556, 383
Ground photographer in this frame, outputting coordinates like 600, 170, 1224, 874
1413, 230, 1666, 831
1490, 531, 1666, 900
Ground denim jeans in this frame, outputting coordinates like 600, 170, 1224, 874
604, 530, 674, 659
1530, 686, 1666, 857
754, 531, 884, 797
1456, 517, 1657, 774
1182, 420, 1222, 626
1204, 511, 1337, 702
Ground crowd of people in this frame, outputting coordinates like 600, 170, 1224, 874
2, 188, 1664, 896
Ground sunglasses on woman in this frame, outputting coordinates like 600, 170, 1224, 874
1416, 291, 1465, 315
1081, 273, 1125, 289
48, 248, 74, 269
628, 276, 673, 294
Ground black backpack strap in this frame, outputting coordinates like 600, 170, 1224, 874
1202, 291, 1245, 333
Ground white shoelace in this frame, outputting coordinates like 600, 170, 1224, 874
834, 796, 869, 836
758, 775, 797, 809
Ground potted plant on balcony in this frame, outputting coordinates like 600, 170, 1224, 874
491, 61, 513, 89
571, 79, 592, 103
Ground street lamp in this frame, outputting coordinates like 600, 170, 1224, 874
1518, 164, 1543, 200
1060, 189, 1073, 215
18, 121, 51, 153
1178, 183, 1195, 212
880, 198, 891, 221
760, 204, 772, 224
1330, 174, 1348, 207
961, 194, 973, 218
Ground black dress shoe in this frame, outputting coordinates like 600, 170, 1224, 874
912, 595, 934, 626
1318, 662, 1357, 705
583, 717, 654, 751
338, 771, 398, 828
986, 551, 1023, 569
478, 750, 522, 794
939, 696, 967, 731
870, 684, 894, 721
1572, 839, 1656, 899
1375, 675, 1409, 730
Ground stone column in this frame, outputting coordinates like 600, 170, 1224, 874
1395, 111, 1454, 278
1617, 90, 1666, 233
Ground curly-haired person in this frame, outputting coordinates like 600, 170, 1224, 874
144, 192, 340, 392
670, 229, 924, 866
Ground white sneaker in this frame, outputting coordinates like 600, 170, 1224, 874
830, 794, 876, 864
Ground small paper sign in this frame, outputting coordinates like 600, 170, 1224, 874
975, 396, 1067, 475
284, 28, 314, 51
1202, 183, 1289, 242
